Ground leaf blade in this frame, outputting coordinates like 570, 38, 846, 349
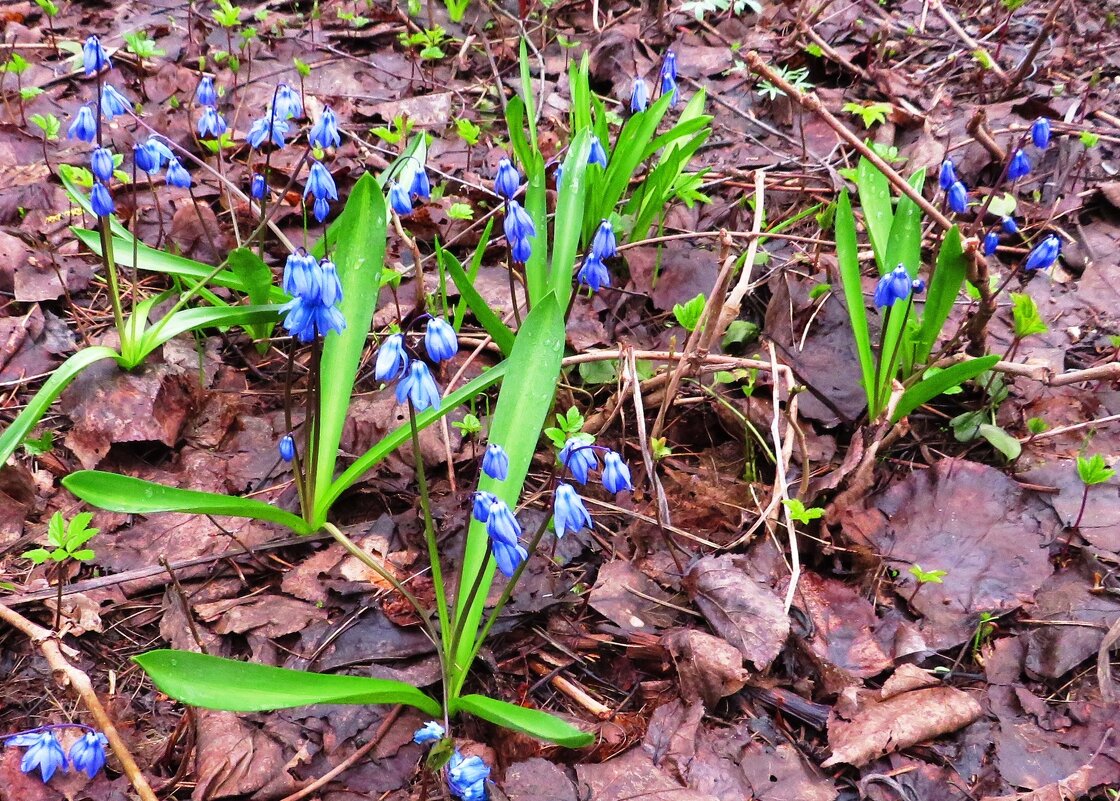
456, 694, 592, 747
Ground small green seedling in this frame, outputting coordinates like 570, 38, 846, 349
23, 511, 99, 564
650, 436, 672, 460
842, 100, 893, 129
452, 412, 482, 436
1072, 453, 1115, 529
782, 498, 824, 525
909, 564, 947, 584
545, 407, 588, 449
673, 293, 706, 332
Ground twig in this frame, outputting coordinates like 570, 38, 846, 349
1003, 0, 1066, 91
927, 0, 1010, 82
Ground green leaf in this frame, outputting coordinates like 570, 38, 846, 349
439, 244, 515, 356
447, 202, 473, 220
892, 355, 1000, 422
782, 498, 824, 524
578, 359, 617, 384
29, 113, 61, 140
673, 293, 706, 332
834, 191, 875, 415
909, 564, 947, 584
133, 650, 441, 716
455, 694, 592, 747
140, 305, 282, 359
1010, 292, 1047, 338
914, 227, 967, 364
22, 548, 51, 564
226, 248, 277, 346
1077, 453, 1115, 486
21, 430, 54, 455
976, 423, 1021, 461
62, 472, 313, 534
550, 131, 593, 307
856, 156, 893, 272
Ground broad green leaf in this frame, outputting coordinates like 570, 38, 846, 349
133, 650, 441, 716
892, 355, 999, 422
1010, 292, 1047, 338
227, 248, 277, 346
856, 157, 893, 272
439, 244, 515, 356
142, 305, 282, 353
62, 472, 313, 534
976, 423, 1021, 461
879, 169, 926, 378
834, 192, 875, 415
550, 131, 593, 308
451, 218, 494, 335
455, 694, 593, 747
914, 227, 967, 363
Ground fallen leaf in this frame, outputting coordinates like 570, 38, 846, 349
192, 710, 286, 800
1023, 567, 1120, 679
504, 757, 578, 801
576, 747, 719, 801
590, 560, 678, 633
661, 629, 749, 706
788, 571, 893, 679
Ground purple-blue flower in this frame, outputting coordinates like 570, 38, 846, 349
601, 451, 633, 494
395, 361, 441, 411
134, 140, 161, 174
100, 84, 132, 119
82, 35, 111, 76
447, 751, 491, 801
196, 75, 217, 107
67, 105, 96, 142
309, 106, 341, 149
588, 135, 608, 168
559, 438, 598, 484
553, 483, 591, 537
375, 333, 409, 382
280, 256, 346, 342
313, 197, 330, 223
591, 219, 617, 260
279, 434, 296, 462
983, 230, 999, 256
166, 157, 191, 189
409, 165, 431, 201
481, 443, 509, 481
491, 538, 528, 579
577, 254, 610, 292
144, 137, 175, 167
947, 180, 968, 214
504, 200, 535, 264
6, 731, 66, 782
251, 173, 266, 199
197, 106, 227, 138
1008, 148, 1031, 181
424, 317, 458, 363
282, 251, 318, 298
68, 731, 108, 779
1001, 216, 1019, 234
247, 114, 289, 149
90, 182, 114, 217
938, 159, 956, 191
472, 491, 496, 522
389, 181, 412, 216
660, 50, 679, 106
1031, 117, 1051, 149
91, 148, 114, 183
485, 498, 521, 547
304, 161, 338, 201
630, 77, 649, 113
1024, 234, 1060, 271
274, 83, 303, 119
873, 264, 911, 309
494, 158, 520, 200
412, 721, 445, 745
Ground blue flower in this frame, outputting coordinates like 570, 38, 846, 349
630, 77, 649, 113
472, 491, 496, 522
278, 434, 296, 462
1001, 216, 1019, 234
554, 163, 563, 188
395, 361, 441, 411
911, 277, 926, 294
491, 538, 528, 579
494, 158, 520, 200
938, 159, 956, 191
196, 75, 217, 106
1031, 117, 1051, 149
251, 173, 266, 199
67, 105, 96, 142
504, 200, 535, 264
68, 731, 108, 778
591, 219, 617, 260
6, 731, 66, 782
660, 50, 679, 106
166, 157, 191, 189
82, 35, 111, 76
601, 451, 633, 494
375, 333, 409, 382
100, 84, 132, 119
280, 256, 346, 342
304, 161, 338, 201
408, 165, 431, 201
134, 140, 161, 174
275, 83, 303, 119
485, 499, 521, 547
282, 251, 318, 298
447, 751, 491, 801
873, 264, 911, 309
145, 137, 175, 167
389, 181, 412, 216
1008, 148, 1031, 181
313, 197, 331, 223
588, 135, 608, 168
425, 317, 458, 363
577, 254, 610, 292
481, 443, 509, 481
90, 182, 114, 217
983, 230, 999, 256
412, 721, 445, 745
559, 438, 598, 484
90, 148, 114, 183
947, 180, 968, 214
1024, 234, 1060, 271
553, 483, 591, 537
247, 115, 289, 149
309, 106, 341, 149
197, 106, 227, 138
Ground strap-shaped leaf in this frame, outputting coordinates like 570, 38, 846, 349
456, 694, 593, 747
834, 190, 875, 415
893, 355, 999, 422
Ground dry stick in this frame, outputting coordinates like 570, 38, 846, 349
768, 341, 801, 613
712, 169, 767, 351
927, 0, 1010, 82
0, 602, 158, 801
1003, 0, 1067, 92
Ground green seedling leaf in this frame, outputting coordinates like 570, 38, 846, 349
1077, 454, 1115, 486
226, 248, 277, 347
452, 413, 482, 436
673, 293, 706, 332
30, 113, 61, 140
22, 430, 54, 455
1026, 417, 1049, 435
782, 498, 824, 524
987, 193, 1017, 219
892, 355, 1000, 422
455, 694, 593, 747
908, 564, 947, 584
1010, 292, 1047, 338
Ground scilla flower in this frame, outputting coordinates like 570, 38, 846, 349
144, 137, 175, 168
1024, 234, 1060, 271
134, 140, 161, 174
275, 83, 303, 119
577, 254, 610, 292
494, 158, 520, 200
82, 35, 110, 76
472, 491, 497, 522
411, 166, 431, 201
251, 173, 266, 199
983, 230, 999, 256
279, 434, 296, 462
90, 182, 114, 217
412, 721, 445, 745
485, 499, 521, 546
588, 135, 608, 168
165, 157, 192, 189
247, 114, 289, 149
601, 451, 633, 494
196, 75, 217, 107
280, 256, 347, 342
304, 161, 338, 222
938, 159, 956, 191
100, 84, 132, 119
873, 264, 912, 309
282, 250, 317, 297
504, 200, 535, 264
6, 731, 66, 782
660, 50, 679, 106
374, 333, 409, 382
481, 443, 509, 481
309, 106, 341, 149
553, 483, 592, 537
1031, 117, 1051, 149
67, 105, 96, 142
197, 106, 227, 138
395, 361, 441, 411
1008, 148, 1031, 180
559, 438, 598, 484
630, 77, 649, 112
424, 317, 458, 363
591, 219, 617, 260
1001, 216, 1019, 234
947, 180, 968, 214
389, 181, 412, 216
447, 751, 491, 801
68, 731, 108, 779
553, 163, 563, 188
492, 538, 527, 578
90, 148, 114, 183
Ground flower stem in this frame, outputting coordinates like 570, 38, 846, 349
409, 402, 450, 649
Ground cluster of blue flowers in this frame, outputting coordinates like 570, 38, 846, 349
941, 117, 1052, 217
472, 441, 526, 577
578, 219, 617, 292
195, 75, 227, 140
4, 725, 109, 783
279, 250, 346, 342
491, 159, 536, 264
628, 49, 679, 112
388, 161, 432, 217
374, 317, 458, 412
553, 438, 633, 540
412, 722, 490, 800
873, 264, 924, 310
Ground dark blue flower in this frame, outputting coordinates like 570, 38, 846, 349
412, 721, 444, 745
90, 148, 114, 183
553, 483, 591, 537
144, 137, 175, 167
447, 751, 491, 801
251, 173, 266, 199
472, 491, 496, 522
983, 230, 999, 256
494, 157, 520, 200
275, 84, 303, 119
938, 159, 956, 191
166, 157, 191, 189
375, 332, 409, 382
82, 35, 111, 76
282, 251, 318, 298
911, 277, 926, 294
313, 197, 331, 223
304, 161, 338, 201
247, 115, 289, 149
554, 163, 563, 188
68, 731, 108, 779
601, 451, 633, 494
6, 731, 66, 782
389, 181, 412, 216
588, 135, 608, 168
279, 434, 296, 462
67, 105, 96, 142
591, 219, 617, 260
947, 180, 968, 214
481, 443, 509, 481
395, 361, 441, 411
504, 200, 535, 264
100, 84, 132, 119
134, 141, 161, 174
197, 107, 227, 138
1008, 149, 1031, 181
485, 498, 521, 547
491, 538, 528, 579
1031, 117, 1051, 149
408, 164, 431, 201
90, 182, 114, 217
660, 50, 679, 106
1024, 234, 1060, 271
280, 256, 346, 342
577, 254, 610, 292
873, 264, 911, 309
196, 75, 217, 107
1001, 216, 1019, 234
559, 438, 597, 484
424, 317, 458, 363
309, 106, 341, 149
630, 77, 649, 113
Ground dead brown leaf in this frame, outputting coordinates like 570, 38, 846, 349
192, 710, 286, 800
576, 747, 719, 801
590, 560, 678, 633
788, 571, 893, 679
661, 629, 749, 706
504, 757, 578, 801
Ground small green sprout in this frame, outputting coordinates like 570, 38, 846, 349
673, 293, 706, 332
650, 437, 673, 460
30, 112, 60, 140
455, 118, 481, 146
452, 413, 482, 436
123, 30, 165, 60
1010, 293, 1048, 338
842, 100, 893, 129
447, 203, 474, 220
544, 407, 587, 449
908, 564, 947, 584
782, 498, 824, 525
23, 511, 99, 565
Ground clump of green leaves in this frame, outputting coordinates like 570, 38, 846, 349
756, 66, 812, 100
443, 0, 471, 23
843, 100, 893, 129
124, 30, 165, 61
399, 27, 448, 61
1011, 293, 1047, 338
370, 114, 414, 145
30, 112, 61, 141
212, 0, 240, 27
545, 407, 588, 449
673, 293, 707, 332
452, 412, 482, 436
455, 118, 481, 147
782, 498, 824, 525
23, 511, 99, 565
909, 564, 947, 584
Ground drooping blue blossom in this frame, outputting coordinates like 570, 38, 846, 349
485, 499, 521, 547
282, 250, 318, 297
472, 491, 496, 523
1008, 148, 1031, 181
68, 731, 108, 779
90, 182, 114, 217
6, 731, 66, 782
481, 443, 509, 481
553, 163, 563, 188
911, 277, 926, 294
630, 77, 649, 113
304, 161, 337, 202
388, 181, 412, 216
938, 159, 956, 191
280, 256, 347, 342
559, 438, 598, 484
553, 482, 591, 538
395, 361, 441, 411
251, 173, 266, 199
494, 158, 520, 200
313, 197, 331, 223
1024, 234, 1060, 271
279, 434, 296, 462
412, 721, 445, 745
601, 451, 633, 494
82, 35, 111, 76
134, 140, 161, 174
873, 264, 912, 309
504, 200, 535, 264
1001, 216, 1019, 234
408, 164, 431, 202
196, 75, 217, 107
491, 538, 528, 579
100, 84, 132, 119
577, 254, 610, 292
660, 50, 679, 106
309, 106, 341, 149
90, 148, 114, 183
165, 157, 192, 189
247, 114, 289, 149
1031, 117, 1051, 149
424, 317, 458, 363
274, 83, 303, 119
145, 137, 175, 167
947, 180, 968, 214
983, 230, 999, 256
588, 135, 608, 168
67, 105, 96, 142
374, 333, 409, 382
447, 751, 491, 801
196, 106, 227, 138
591, 220, 617, 260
